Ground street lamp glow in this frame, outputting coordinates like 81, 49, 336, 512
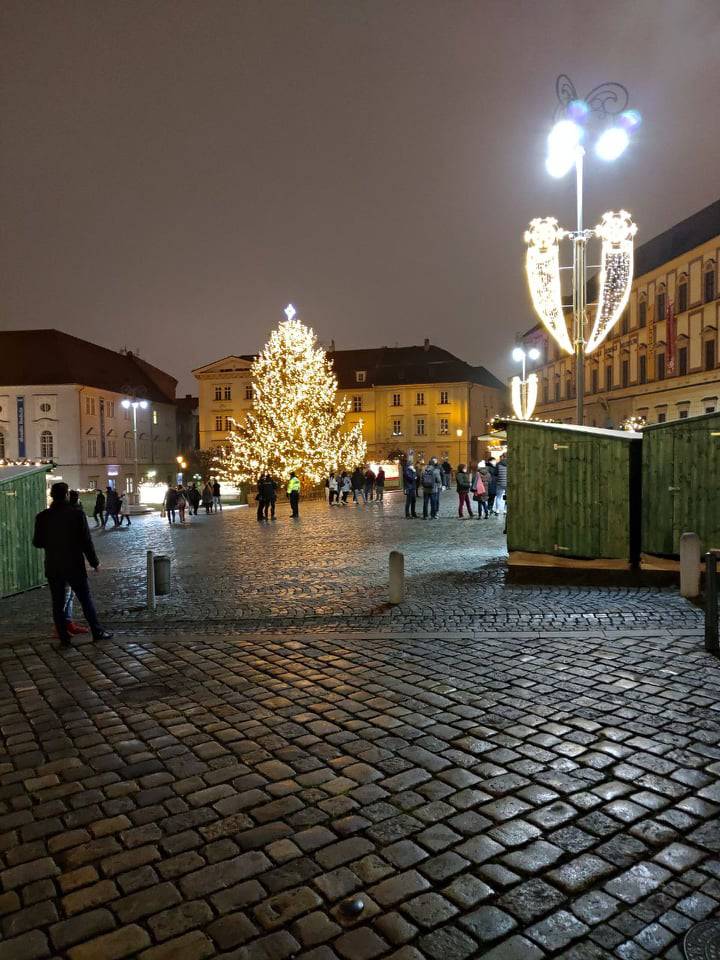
512, 347, 524, 362
546, 120, 583, 178
545, 151, 576, 179
139, 400, 148, 410
528, 347, 541, 361
121, 399, 131, 409
595, 126, 629, 162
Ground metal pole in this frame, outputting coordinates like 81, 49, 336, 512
705, 551, 719, 653
133, 404, 139, 504
573, 149, 586, 425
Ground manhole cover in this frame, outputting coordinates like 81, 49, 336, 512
685, 920, 720, 959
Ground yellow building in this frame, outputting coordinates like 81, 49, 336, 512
193, 340, 505, 467
522, 198, 720, 427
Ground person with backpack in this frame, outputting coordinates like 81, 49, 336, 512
404, 462, 418, 518
456, 464, 473, 518
421, 458, 443, 519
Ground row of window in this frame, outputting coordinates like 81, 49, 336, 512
392, 417, 451, 437
212, 386, 453, 410
0, 430, 54, 459
547, 341, 717, 402
633, 263, 716, 331
213, 384, 254, 401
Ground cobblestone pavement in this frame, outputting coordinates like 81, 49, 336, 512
0, 491, 700, 640
0, 625, 719, 960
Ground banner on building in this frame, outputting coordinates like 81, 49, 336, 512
666, 300, 676, 375
16, 396, 26, 458
99, 398, 106, 457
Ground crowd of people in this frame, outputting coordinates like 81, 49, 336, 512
92, 487, 131, 528
401, 454, 507, 520
326, 465, 387, 505
162, 480, 222, 523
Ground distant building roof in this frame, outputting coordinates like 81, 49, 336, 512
175, 395, 198, 414
0, 330, 177, 404
328, 344, 505, 390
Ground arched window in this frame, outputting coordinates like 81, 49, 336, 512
656, 284, 667, 322
705, 261, 716, 303
638, 294, 647, 328
0, 432, 5, 459
677, 273, 688, 313
40, 430, 54, 459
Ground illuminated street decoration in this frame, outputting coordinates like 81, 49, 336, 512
216, 306, 366, 486
511, 372, 539, 420
586, 211, 637, 353
524, 218, 573, 355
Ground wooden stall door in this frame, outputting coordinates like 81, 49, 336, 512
673, 420, 720, 552
553, 436, 600, 559
0, 485, 20, 597
642, 429, 676, 556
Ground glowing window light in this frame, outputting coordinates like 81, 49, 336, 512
511, 373, 539, 420
524, 218, 573, 355
585, 210, 637, 354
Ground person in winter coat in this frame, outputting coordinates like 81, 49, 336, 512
212, 480, 222, 512
263, 474, 278, 520
420, 458, 443, 519
92, 489, 106, 527
456, 464, 473, 518
485, 459, 498, 513
351, 467, 365, 504
176, 485, 188, 523
102, 487, 120, 529
494, 454, 508, 515
404, 463, 418, 518
188, 484, 201, 516
33, 482, 113, 648
201, 482, 214, 514
54, 490, 90, 640
363, 467, 376, 503
441, 459, 452, 490
118, 492, 131, 526
327, 472, 338, 505
340, 472, 351, 504
287, 472, 300, 518
375, 467, 385, 502
472, 465, 490, 518
164, 485, 178, 524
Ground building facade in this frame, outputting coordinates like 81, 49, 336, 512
193, 341, 505, 467
175, 394, 200, 457
522, 199, 720, 427
0, 330, 179, 491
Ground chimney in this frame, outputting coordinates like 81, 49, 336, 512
423, 338, 430, 351
186, 393, 192, 399
330, 339, 336, 352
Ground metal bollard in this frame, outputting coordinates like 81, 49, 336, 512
705, 551, 719, 654
146, 550, 156, 610
680, 533, 701, 598
389, 550, 405, 605
153, 555, 171, 596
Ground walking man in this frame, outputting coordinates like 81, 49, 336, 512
33, 482, 113, 648
92, 488, 105, 526
364, 465, 376, 504
375, 466, 385, 502
212, 479, 222, 512
287, 472, 300, 518
404, 462, 418, 518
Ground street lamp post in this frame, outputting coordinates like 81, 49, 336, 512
528, 76, 641, 425
456, 428, 463, 465
121, 396, 148, 503
511, 347, 540, 420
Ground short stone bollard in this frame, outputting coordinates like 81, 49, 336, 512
680, 532, 701, 598
389, 550, 404, 604
146, 550, 156, 610
153, 555, 171, 596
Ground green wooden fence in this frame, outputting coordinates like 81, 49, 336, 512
0, 466, 49, 597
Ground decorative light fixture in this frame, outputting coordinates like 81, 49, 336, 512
510, 347, 541, 420
284, 303, 297, 322
525, 75, 641, 424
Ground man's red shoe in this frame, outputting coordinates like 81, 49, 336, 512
67, 622, 89, 635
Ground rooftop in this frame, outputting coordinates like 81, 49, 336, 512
0, 330, 178, 404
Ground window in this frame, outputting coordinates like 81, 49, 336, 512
440, 391, 449, 405
84, 396, 96, 416
657, 353, 666, 380
639, 297, 647, 328
679, 410, 689, 419
658, 412, 667, 423
656, 285, 666, 322
621, 309, 629, 335
678, 346, 688, 376
124, 438, 134, 459
224, 416, 233, 431
214, 386, 222, 400
215, 416, 223, 431
0, 432, 4, 458
554, 380, 560, 402
39, 402, 51, 414
439, 418, 449, 435
355, 371, 366, 383
40, 430, 54, 458
622, 359, 629, 388
392, 393, 401, 407
705, 340, 716, 371
605, 366, 613, 391
416, 392, 425, 406
88, 479, 96, 490
704, 262, 716, 303
126, 477, 134, 494
87, 438, 97, 458
107, 401, 115, 418
706, 406, 716, 414
565, 376, 573, 400
123, 406, 130, 421
392, 418, 402, 436
224, 385, 232, 400
152, 410, 158, 425
107, 439, 117, 457
639, 355, 647, 384
245, 384, 253, 400
416, 418, 425, 436
352, 396, 362, 413
678, 275, 688, 313
543, 381, 549, 404
591, 368, 599, 394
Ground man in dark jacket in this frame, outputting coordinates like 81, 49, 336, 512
33, 482, 113, 648
92, 489, 106, 526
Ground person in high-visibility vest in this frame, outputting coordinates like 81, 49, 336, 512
287, 472, 300, 518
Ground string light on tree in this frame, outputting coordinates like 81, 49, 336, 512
216, 305, 366, 487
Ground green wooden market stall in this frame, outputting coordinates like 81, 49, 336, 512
0, 464, 51, 598
505, 420, 643, 568
642, 410, 720, 559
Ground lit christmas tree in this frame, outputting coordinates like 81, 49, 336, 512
218, 306, 366, 486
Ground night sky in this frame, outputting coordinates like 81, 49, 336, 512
2, 1, 718, 394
